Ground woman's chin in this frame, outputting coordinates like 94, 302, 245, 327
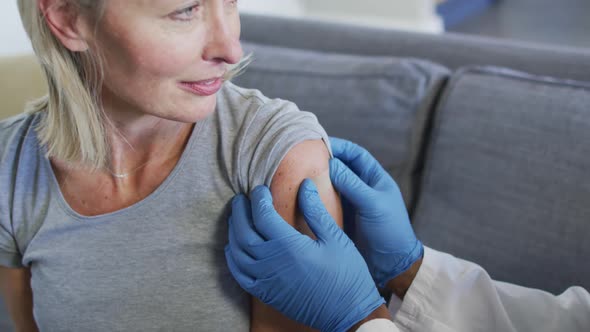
169, 99, 217, 123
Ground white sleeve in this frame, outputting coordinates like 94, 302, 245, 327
356, 319, 400, 332
388, 247, 590, 332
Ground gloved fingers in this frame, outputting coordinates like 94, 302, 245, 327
340, 194, 357, 240
227, 225, 272, 279
228, 220, 257, 260
367, 164, 400, 192
230, 194, 265, 249
329, 137, 393, 188
224, 245, 255, 290
228, 218, 266, 263
231, 193, 252, 222
330, 137, 369, 175
298, 179, 343, 243
250, 185, 301, 241
330, 137, 360, 161
250, 232, 314, 265
229, 232, 301, 283
329, 158, 376, 207
329, 138, 378, 177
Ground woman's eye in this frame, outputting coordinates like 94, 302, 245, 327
172, 4, 201, 21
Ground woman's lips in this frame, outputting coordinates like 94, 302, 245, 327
179, 78, 224, 96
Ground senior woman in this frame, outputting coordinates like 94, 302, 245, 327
0, 1, 386, 331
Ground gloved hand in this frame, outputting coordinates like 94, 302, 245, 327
225, 180, 385, 332
329, 137, 424, 289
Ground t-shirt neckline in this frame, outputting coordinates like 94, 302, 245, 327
40, 115, 206, 221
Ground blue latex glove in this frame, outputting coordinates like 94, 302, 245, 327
225, 180, 385, 332
329, 137, 424, 289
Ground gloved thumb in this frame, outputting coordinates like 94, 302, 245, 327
330, 158, 375, 206
297, 179, 342, 243
250, 185, 299, 241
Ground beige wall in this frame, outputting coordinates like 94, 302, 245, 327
0, 55, 46, 120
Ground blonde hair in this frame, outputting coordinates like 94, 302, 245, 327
18, 0, 251, 170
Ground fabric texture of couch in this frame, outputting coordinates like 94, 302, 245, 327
1, 13, 589, 331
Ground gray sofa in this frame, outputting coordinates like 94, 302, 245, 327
234, 14, 590, 295
2, 13, 589, 331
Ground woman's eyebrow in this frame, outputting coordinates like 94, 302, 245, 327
152, 0, 196, 9
148, 0, 175, 10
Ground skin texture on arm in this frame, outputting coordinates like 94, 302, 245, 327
0, 267, 38, 332
250, 139, 343, 332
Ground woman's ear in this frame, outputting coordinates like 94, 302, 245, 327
39, 0, 91, 52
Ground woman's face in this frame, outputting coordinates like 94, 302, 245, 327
92, 0, 243, 123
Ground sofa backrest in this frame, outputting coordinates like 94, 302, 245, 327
412, 67, 590, 293
240, 14, 590, 82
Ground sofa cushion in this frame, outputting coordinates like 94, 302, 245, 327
412, 66, 590, 293
233, 42, 449, 208
0, 55, 46, 120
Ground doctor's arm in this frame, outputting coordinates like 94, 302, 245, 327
390, 247, 590, 332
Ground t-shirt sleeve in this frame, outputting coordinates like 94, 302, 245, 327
0, 116, 27, 268
235, 98, 332, 194
0, 199, 22, 268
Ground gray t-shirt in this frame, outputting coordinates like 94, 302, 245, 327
0, 82, 330, 331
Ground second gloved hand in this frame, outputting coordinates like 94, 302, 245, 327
225, 180, 384, 332
329, 137, 424, 289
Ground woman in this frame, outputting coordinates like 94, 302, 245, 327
0, 1, 347, 331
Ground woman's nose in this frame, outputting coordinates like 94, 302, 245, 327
202, 14, 243, 65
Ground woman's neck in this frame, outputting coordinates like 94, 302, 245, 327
105, 114, 193, 176
49, 115, 194, 216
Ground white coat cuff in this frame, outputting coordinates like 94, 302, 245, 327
356, 318, 400, 332
387, 246, 445, 331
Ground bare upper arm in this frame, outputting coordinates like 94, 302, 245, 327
270, 139, 343, 233
0, 266, 38, 332
251, 139, 343, 332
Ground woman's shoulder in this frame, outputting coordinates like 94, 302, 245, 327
216, 82, 330, 193
216, 81, 323, 133
217, 81, 302, 118
0, 111, 41, 163
0, 111, 39, 136
0, 112, 47, 268
219, 81, 269, 103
